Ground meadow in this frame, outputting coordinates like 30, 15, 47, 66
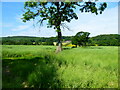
2, 45, 118, 88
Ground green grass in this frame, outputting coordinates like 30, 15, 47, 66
2, 45, 118, 88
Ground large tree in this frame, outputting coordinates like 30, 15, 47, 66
22, 1, 107, 53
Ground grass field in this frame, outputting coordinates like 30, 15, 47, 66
2, 45, 118, 88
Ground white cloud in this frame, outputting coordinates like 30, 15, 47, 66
61, 5, 118, 37
11, 26, 57, 37
13, 14, 57, 37
11, 25, 30, 31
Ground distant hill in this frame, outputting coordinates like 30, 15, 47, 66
89, 34, 120, 46
1, 34, 120, 46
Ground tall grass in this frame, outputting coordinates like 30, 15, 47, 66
2, 45, 118, 88
57, 46, 118, 88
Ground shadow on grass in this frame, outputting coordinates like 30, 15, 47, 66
2, 56, 61, 88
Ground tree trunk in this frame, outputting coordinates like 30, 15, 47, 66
55, 2, 62, 53
56, 42, 62, 53
56, 31, 62, 53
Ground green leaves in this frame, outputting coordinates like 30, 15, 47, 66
99, 2, 107, 14
24, 2, 38, 8
22, 9, 35, 22
22, 2, 107, 30
79, 2, 107, 15
72, 31, 90, 46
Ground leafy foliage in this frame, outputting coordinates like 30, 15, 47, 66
72, 31, 90, 46
22, 2, 107, 30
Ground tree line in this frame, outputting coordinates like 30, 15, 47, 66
1, 34, 120, 46
89, 34, 120, 46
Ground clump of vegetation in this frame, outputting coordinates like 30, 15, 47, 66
72, 31, 90, 47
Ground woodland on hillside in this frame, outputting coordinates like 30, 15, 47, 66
1, 34, 120, 46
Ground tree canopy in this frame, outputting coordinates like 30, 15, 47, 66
72, 31, 90, 47
22, 2, 107, 28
